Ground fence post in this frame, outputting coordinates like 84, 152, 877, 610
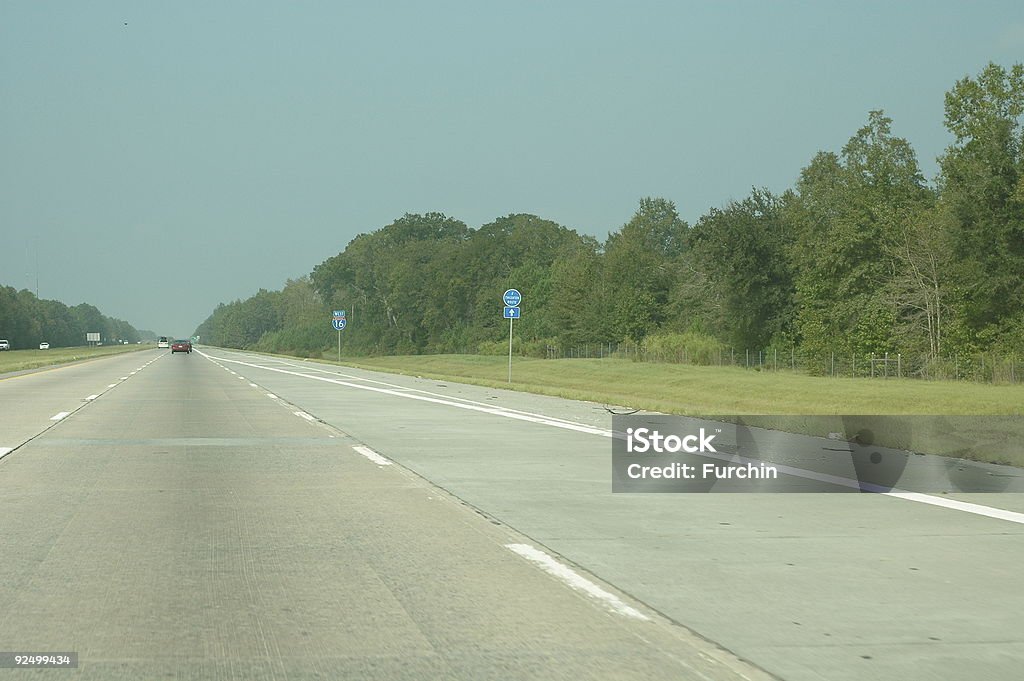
871, 353, 875, 378
831, 352, 835, 377
898, 353, 902, 378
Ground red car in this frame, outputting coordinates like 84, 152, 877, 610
171, 339, 192, 354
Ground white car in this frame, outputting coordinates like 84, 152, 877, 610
157, 337, 170, 349
39, 342, 50, 350
0, 339, 9, 351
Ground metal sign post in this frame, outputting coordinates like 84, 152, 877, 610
331, 310, 347, 362
502, 290, 521, 383
508, 315, 513, 383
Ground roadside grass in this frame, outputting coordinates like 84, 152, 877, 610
0, 344, 151, 375
332, 354, 1024, 416
329, 354, 1024, 466
207, 347, 1023, 466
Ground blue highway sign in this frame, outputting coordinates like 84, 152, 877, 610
332, 318, 347, 330
503, 306, 520, 319
502, 289, 521, 307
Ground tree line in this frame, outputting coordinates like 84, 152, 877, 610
196, 62, 1024, 369
0, 286, 153, 349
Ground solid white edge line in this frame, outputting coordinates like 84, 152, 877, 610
266, 357, 599, 429
353, 445, 392, 466
201, 352, 610, 437
884, 492, 1024, 524
267, 393, 278, 399
107, 383, 117, 388
506, 543, 649, 621
50, 411, 70, 421
200, 349, 1024, 527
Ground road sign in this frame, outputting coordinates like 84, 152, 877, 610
502, 289, 521, 307
332, 318, 347, 330
503, 306, 520, 319
333, 310, 346, 320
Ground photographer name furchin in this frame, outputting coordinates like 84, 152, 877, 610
624, 461, 779, 480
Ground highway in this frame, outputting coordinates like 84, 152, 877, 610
1, 348, 1023, 680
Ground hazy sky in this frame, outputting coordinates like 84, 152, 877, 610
2, 2, 1022, 337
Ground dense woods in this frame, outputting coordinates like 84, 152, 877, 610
0, 286, 151, 348
196, 63, 1024, 372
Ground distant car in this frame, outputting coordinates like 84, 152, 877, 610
157, 336, 170, 349
39, 342, 50, 350
0, 339, 9, 351
171, 339, 192, 354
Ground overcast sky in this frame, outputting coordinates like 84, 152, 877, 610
2, 2, 1022, 337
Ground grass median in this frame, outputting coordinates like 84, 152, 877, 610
0, 344, 151, 375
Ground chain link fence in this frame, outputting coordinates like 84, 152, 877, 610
541, 342, 1021, 384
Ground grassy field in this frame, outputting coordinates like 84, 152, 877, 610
334, 354, 1024, 416
0, 344, 151, 375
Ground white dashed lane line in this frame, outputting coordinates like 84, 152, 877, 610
0, 353, 165, 463
353, 445, 392, 466
505, 544, 649, 621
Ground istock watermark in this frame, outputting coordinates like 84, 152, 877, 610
611, 415, 1024, 493
625, 427, 718, 453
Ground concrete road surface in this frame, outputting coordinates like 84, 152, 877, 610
0, 349, 767, 680
2, 347, 1023, 680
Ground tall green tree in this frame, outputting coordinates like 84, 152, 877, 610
687, 188, 795, 350
603, 198, 688, 342
939, 62, 1024, 347
790, 111, 932, 360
